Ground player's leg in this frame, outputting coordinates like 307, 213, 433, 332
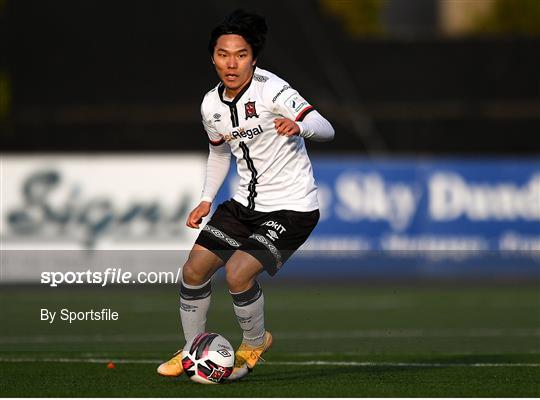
225, 250, 273, 380
227, 207, 320, 380
157, 243, 224, 377
179, 200, 252, 346
157, 200, 251, 377
226, 250, 266, 346
180, 244, 224, 344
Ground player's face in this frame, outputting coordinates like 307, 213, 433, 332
212, 34, 256, 98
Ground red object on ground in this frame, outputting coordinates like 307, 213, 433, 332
107, 362, 115, 369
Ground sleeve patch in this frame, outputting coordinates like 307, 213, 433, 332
284, 93, 309, 115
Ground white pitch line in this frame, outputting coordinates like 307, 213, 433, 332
267, 361, 540, 368
0, 357, 161, 364
280, 328, 540, 339
0, 357, 538, 368
0, 328, 539, 344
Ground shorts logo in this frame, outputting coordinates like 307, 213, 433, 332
262, 220, 287, 234
213, 113, 221, 122
266, 229, 279, 242
244, 101, 259, 119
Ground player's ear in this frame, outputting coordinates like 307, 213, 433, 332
252, 58, 257, 66
211, 56, 215, 65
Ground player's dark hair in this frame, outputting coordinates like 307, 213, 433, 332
208, 9, 268, 59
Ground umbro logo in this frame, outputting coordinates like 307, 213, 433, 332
217, 349, 232, 357
261, 220, 287, 234
180, 302, 198, 312
266, 229, 279, 242
237, 315, 252, 324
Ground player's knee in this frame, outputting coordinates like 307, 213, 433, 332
182, 262, 208, 286
225, 263, 253, 293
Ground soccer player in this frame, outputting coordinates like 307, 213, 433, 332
157, 9, 334, 380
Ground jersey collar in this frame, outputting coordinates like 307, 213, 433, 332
218, 68, 255, 106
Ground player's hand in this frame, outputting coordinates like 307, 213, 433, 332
274, 118, 300, 137
186, 201, 212, 229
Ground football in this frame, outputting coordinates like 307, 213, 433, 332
181, 332, 235, 384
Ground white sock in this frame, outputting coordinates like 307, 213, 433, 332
179, 278, 212, 344
230, 281, 265, 346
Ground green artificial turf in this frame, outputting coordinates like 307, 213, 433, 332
0, 282, 539, 397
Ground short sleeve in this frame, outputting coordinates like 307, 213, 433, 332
265, 77, 315, 122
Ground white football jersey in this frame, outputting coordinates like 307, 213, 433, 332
201, 67, 319, 212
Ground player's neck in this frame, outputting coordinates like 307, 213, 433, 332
224, 70, 254, 99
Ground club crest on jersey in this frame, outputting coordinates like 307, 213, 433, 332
244, 101, 259, 119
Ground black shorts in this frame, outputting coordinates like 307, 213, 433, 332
195, 199, 319, 276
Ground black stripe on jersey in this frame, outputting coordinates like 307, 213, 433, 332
217, 77, 254, 128
229, 106, 239, 127
239, 141, 257, 210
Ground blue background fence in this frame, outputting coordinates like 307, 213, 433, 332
216, 158, 540, 279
